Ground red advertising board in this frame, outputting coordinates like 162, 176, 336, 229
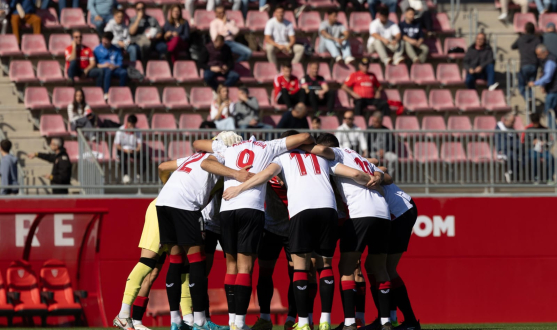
0, 196, 556, 326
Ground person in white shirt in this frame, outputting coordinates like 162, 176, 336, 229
335, 111, 368, 157
114, 114, 146, 184
104, 9, 140, 62
367, 7, 403, 66
264, 6, 304, 69
318, 9, 354, 64
185, 0, 242, 22
210, 85, 236, 130
67, 88, 92, 125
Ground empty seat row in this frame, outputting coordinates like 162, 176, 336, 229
403, 89, 510, 113
513, 12, 557, 33
0, 34, 99, 57
399, 141, 498, 163
395, 115, 525, 135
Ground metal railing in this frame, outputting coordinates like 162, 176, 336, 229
77, 129, 105, 195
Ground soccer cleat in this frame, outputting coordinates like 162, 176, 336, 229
252, 318, 273, 330
342, 323, 357, 330
367, 318, 381, 330
134, 325, 152, 330
393, 320, 421, 330
318, 322, 330, 330
284, 320, 296, 330
113, 315, 135, 330
207, 320, 230, 330
236, 324, 253, 330
355, 319, 364, 328
193, 323, 210, 330
381, 322, 393, 330
295, 323, 312, 330
332, 322, 344, 330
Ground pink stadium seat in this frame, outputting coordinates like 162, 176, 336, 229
429, 89, 458, 112
124, 113, 149, 129
228, 87, 239, 102
474, 115, 497, 137
455, 89, 483, 112
226, 10, 245, 29
52, 87, 75, 110
403, 89, 430, 112
168, 141, 193, 159
60, 8, 88, 29
350, 37, 365, 58
324, 12, 347, 26
254, 62, 278, 84
25, 87, 54, 111
235, 62, 256, 83
37, 60, 65, 83
388, 12, 398, 24
349, 12, 371, 33
318, 116, 340, 130
190, 87, 213, 110
82, 87, 108, 109
147, 140, 166, 163
385, 64, 411, 85
332, 63, 355, 84
37, 8, 61, 29
246, 11, 269, 32
179, 113, 203, 130
422, 115, 447, 137
163, 87, 192, 110
9, 60, 36, 83
315, 62, 332, 82
263, 115, 281, 127
513, 13, 537, 33
173, 61, 202, 83
335, 90, 351, 110
353, 115, 367, 129
381, 89, 401, 111
467, 142, 493, 163
514, 116, 525, 130
308, 0, 337, 8
284, 11, 297, 29
48, 34, 71, 57
368, 63, 385, 83
146, 60, 174, 83
271, 89, 287, 111
292, 63, 304, 79
299, 12, 321, 32
481, 90, 511, 112
411, 63, 436, 85
64, 141, 78, 163
447, 115, 472, 138
98, 114, 120, 127
152, 113, 177, 130
82, 34, 100, 49
539, 13, 557, 30
441, 142, 466, 163
444, 38, 467, 59
424, 38, 445, 59
413, 142, 439, 163
381, 116, 393, 130
136, 8, 165, 27
135, 87, 164, 110
395, 116, 420, 138
108, 87, 135, 110
0, 34, 21, 57
21, 34, 49, 57
436, 63, 463, 85
249, 88, 272, 111
40, 114, 69, 137
194, 10, 216, 30
432, 13, 455, 34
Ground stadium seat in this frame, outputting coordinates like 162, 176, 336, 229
194, 10, 216, 30
48, 34, 71, 57
403, 89, 431, 112
444, 38, 467, 59
429, 89, 458, 112
108, 87, 136, 110
473, 115, 497, 137
539, 13, 557, 30
168, 140, 193, 159
395, 116, 420, 138
21, 34, 49, 57
299, 12, 321, 32
335, 89, 351, 110
173, 60, 202, 83
235, 62, 256, 83
0, 271, 13, 323
145, 8, 165, 27
60, 8, 88, 29
135, 87, 164, 110
368, 63, 385, 84
37, 60, 65, 83
432, 12, 455, 34
314, 37, 332, 58
254, 62, 278, 84
441, 142, 466, 163
447, 115, 472, 138
350, 37, 366, 58
381, 116, 393, 130
284, 11, 297, 28
513, 13, 537, 33
349, 12, 371, 33
290, 63, 303, 79
226, 10, 246, 30
353, 115, 367, 129
228, 87, 239, 102
154, 0, 181, 6
514, 115, 525, 130
37, 8, 61, 29
381, 89, 401, 111
318, 116, 340, 130
455, 89, 483, 112
263, 115, 282, 127
64, 141, 78, 163
315, 62, 332, 82
82, 33, 99, 49
0, 34, 21, 57
249, 88, 272, 111
436, 63, 463, 85
385, 64, 411, 85
89, 141, 111, 163
40, 260, 84, 315
467, 142, 493, 163
308, 0, 337, 8
163, 87, 192, 110
413, 142, 439, 163
146, 140, 166, 163
52, 87, 75, 110
25, 87, 54, 111
411, 63, 437, 85
146, 290, 170, 322
332, 63, 355, 84
82, 87, 108, 109
146, 60, 174, 83
422, 115, 447, 137
246, 11, 269, 32
481, 90, 511, 112
179, 113, 203, 131
40, 114, 69, 137
124, 113, 149, 129
190, 87, 213, 110
7, 260, 48, 317
98, 114, 121, 133
271, 89, 287, 111
424, 38, 445, 59
152, 113, 177, 130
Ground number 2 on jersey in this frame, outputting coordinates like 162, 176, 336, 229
177, 153, 205, 173
290, 152, 321, 176
236, 149, 255, 168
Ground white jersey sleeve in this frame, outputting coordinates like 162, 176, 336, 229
383, 183, 413, 219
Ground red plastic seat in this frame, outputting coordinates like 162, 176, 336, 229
324, 12, 347, 26
263, 115, 282, 127
152, 113, 177, 131
174, 60, 202, 83
194, 10, 216, 30
108, 87, 135, 110
319, 116, 340, 130
349, 12, 371, 33
21, 34, 50, 57
179, 113, 203, 130
40, 114, 69, 137
64, 141, 78, 163
467, 142, 493, 163
335, 89, 351, 110
444, 38, 467, 59
168, 140, 193, 159
0, 34, 21, 57
271, 89, 287, 111
513, 13, 536, 33
382, 116, 393, 130
37, 8, 61, 29
481, 90, 511, 112
422, 115, 446, 137
403, 89, 430, 112
190, 87, 213, 110
40, 260, 82, 314
284, 11, 297, 29
333, 63, 355, 84
368, 63, 385, 84
0, 271, 14, 317
353, 115, 367, 129
226, 10, 245, 29
385, 64, 411, 85
441, 142, 466, 163
52, 87, 75, 110
135, 87, 164, 110
98, 114, 121, 131
246, 11, 269, 32
82, 33, 100, 49
429, 89, 458, 112
436, 63, 463, 85
432, 12, 455, 34
145, 8, 166, 27
381, 89, 401, 112
60, 8, 88, 29
413, 142, 439, 163
313, 62, 332, 82
447, 115, 472, 138
90, 141, 111, 163
37, 60, 65, 83
290, 63, 303, 79
455, 89, 483, 112
9, 60, 37, 83
253, 62, 278, 84
249, 88, 272, 111
235, 62, 256, 83
124, 113, 149, 129
299, 12, 321, 32
25, 87, 54, 111
514, 116, 525, 130
48, 34, 71, 57
308, 0, 337, 8
6, 260, 48, 315
424, 38, 444, 59
147, 140, 167, 162
473, 115, 497, 137
411, 63, 436, 85
539, 13, 557, 30
395, 116, 420, 138
146, 60, 174, 83
163, 87, 192, 110
82, 87, 108, 109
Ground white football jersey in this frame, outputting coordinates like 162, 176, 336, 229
272, 149, 336, 217
382, 183, 413, 219
330, 147, 390, 220
219, 137, 288, 212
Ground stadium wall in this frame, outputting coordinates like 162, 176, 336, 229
0, 196, 555, 326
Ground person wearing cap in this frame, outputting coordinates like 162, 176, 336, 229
529, 44, 557, 114
233, 87, 273, 130
543, 23, 557, 57
341, 58, 390, 116
464, 32, 498, 91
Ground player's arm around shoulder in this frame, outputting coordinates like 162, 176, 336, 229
377, 165, 393, 185
158, 159, 178, 184
284, 132, 315, 150
193, 139, 215, 153
332, 163, 373, 186
298, 143, 335, 160
201, 155, 254, 182
223, 163, 282, 201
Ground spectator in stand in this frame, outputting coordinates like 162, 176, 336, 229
41, 0, 78, 16
267, 0, 305, 18
114, 115, 146, 184
202, 35, 240, 91
301, 62, 334, 113
341, 58, 390, 116
210, 5, 252, 62
336, 111, 368, 157
129, 2, 167, 62
524, 113, 555, 183
319, 9, 355, 64
274, 63, 304, 110
105, 9, 140, 62
210, 85, 236, 130
498, 0, 528, 20
87, 0, 117, 35
368, 111, 397, 175
464, 32, 498, 90
337, 0, 361, 12
529, 44, 557, 114
495, 112, 520, 183
543, 23, 557, 57
311, 116, 321, 130
534, 0, 557, 15
0, 139, 18, 195
27, 138, 72, 194
400, 0, 433, 32
164, 4, 190, 64
234, 87, 273, 129
367, 7, 403, 66
511, 22, 541, 100
400, 8, 429, 63
65, 30, 97, 83
0, 0, 10, 35
92, 32, 128, 99
277, 102, 309, 129
185, 0, 242, 21
68, 88, 92, 130
9, 0, 41, 44
264, 6, 304, 70
368, 0, 397, 19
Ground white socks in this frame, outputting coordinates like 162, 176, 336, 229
286, 316, 296, 324
194, 311, 206, 326
381, 317, 390, 325
320, 313, 331, 324
298, 317, 309, 327
260, 313, 271, 321
133, 320, 143, 326
235, 314, 246, 328
229, 313, 236, 326
390, 310, 397, 323
119, 303, 131, 318
355, 312, 365, 325
344, 318, 356, 326
171, 311, 182, 325
183, 313, 194, 326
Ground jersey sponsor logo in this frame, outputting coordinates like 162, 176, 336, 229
413, 215, 455, 237
166, 283, 174, 287
17, 270, 24, 278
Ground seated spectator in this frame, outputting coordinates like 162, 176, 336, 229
301, 62, 334, 113
114, 115, 147, 184
341, 58, 390, 116
129, 2, 167, 62
202, 35, 240, 91
524, 113, 555, 183
10, 0, 41, 44
88, 0, 117, 34
512, 22, 540, 100
264, 6, 304, 69
335, 111, 368, 157
234, 87, 273, 129
27, 138, 71, 194
400, 8, 429, 63
498, 0, 528, 20
185, 0, 242, 21
311, 116, 321, 130
534, 0, 557, 15
65, 30, 97, 83
368, 0, 397, 19
92, 32, 128, 99
368, 111, 397, 175
277, 102, 309, 129
337, 0, 361, 12
41, 0, 78, 15
210, 5, 252, 62
495, 112, 520, 183
68, 88, 92, 129
164, 4, 190, 64
1, 0, 9, 35
543, 23, 557, 57
105, 9, 140, 62
210, 85, 236, 130
400, 0, 433, 32
0, 139, 18, 195
319, 9, 354, 64
268, 0, 305, 18
529, 44, 557, 114
367, 7, 403, 66
274, 63, 304, 110
464, 32, 498, 90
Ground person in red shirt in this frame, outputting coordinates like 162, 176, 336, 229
274, 63, 305, 110
65, 30, 97, 83
341, 58, 390, 116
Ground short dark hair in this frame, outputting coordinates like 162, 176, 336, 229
312, 116, 321, 123
200, 121, 217, 129
316, 133, 339, 147
0, 139, 12, 153
239, 86, 249, 95
102, 31, 114, 41
215, 4, 225, 11
405, 7, 415, 13
378, 7, 389, 17
530, 113, 540, 124
72, 29, 81, 36
326, 9, 338, 15
280, 130, 299, 138
127, 114, 138, 125
135, 1, 145, 8
281, 62, 292, 69
114, 9, 124, 16
525, 22, 535, 34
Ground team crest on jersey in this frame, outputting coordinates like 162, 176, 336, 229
51, 269, 59, 277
